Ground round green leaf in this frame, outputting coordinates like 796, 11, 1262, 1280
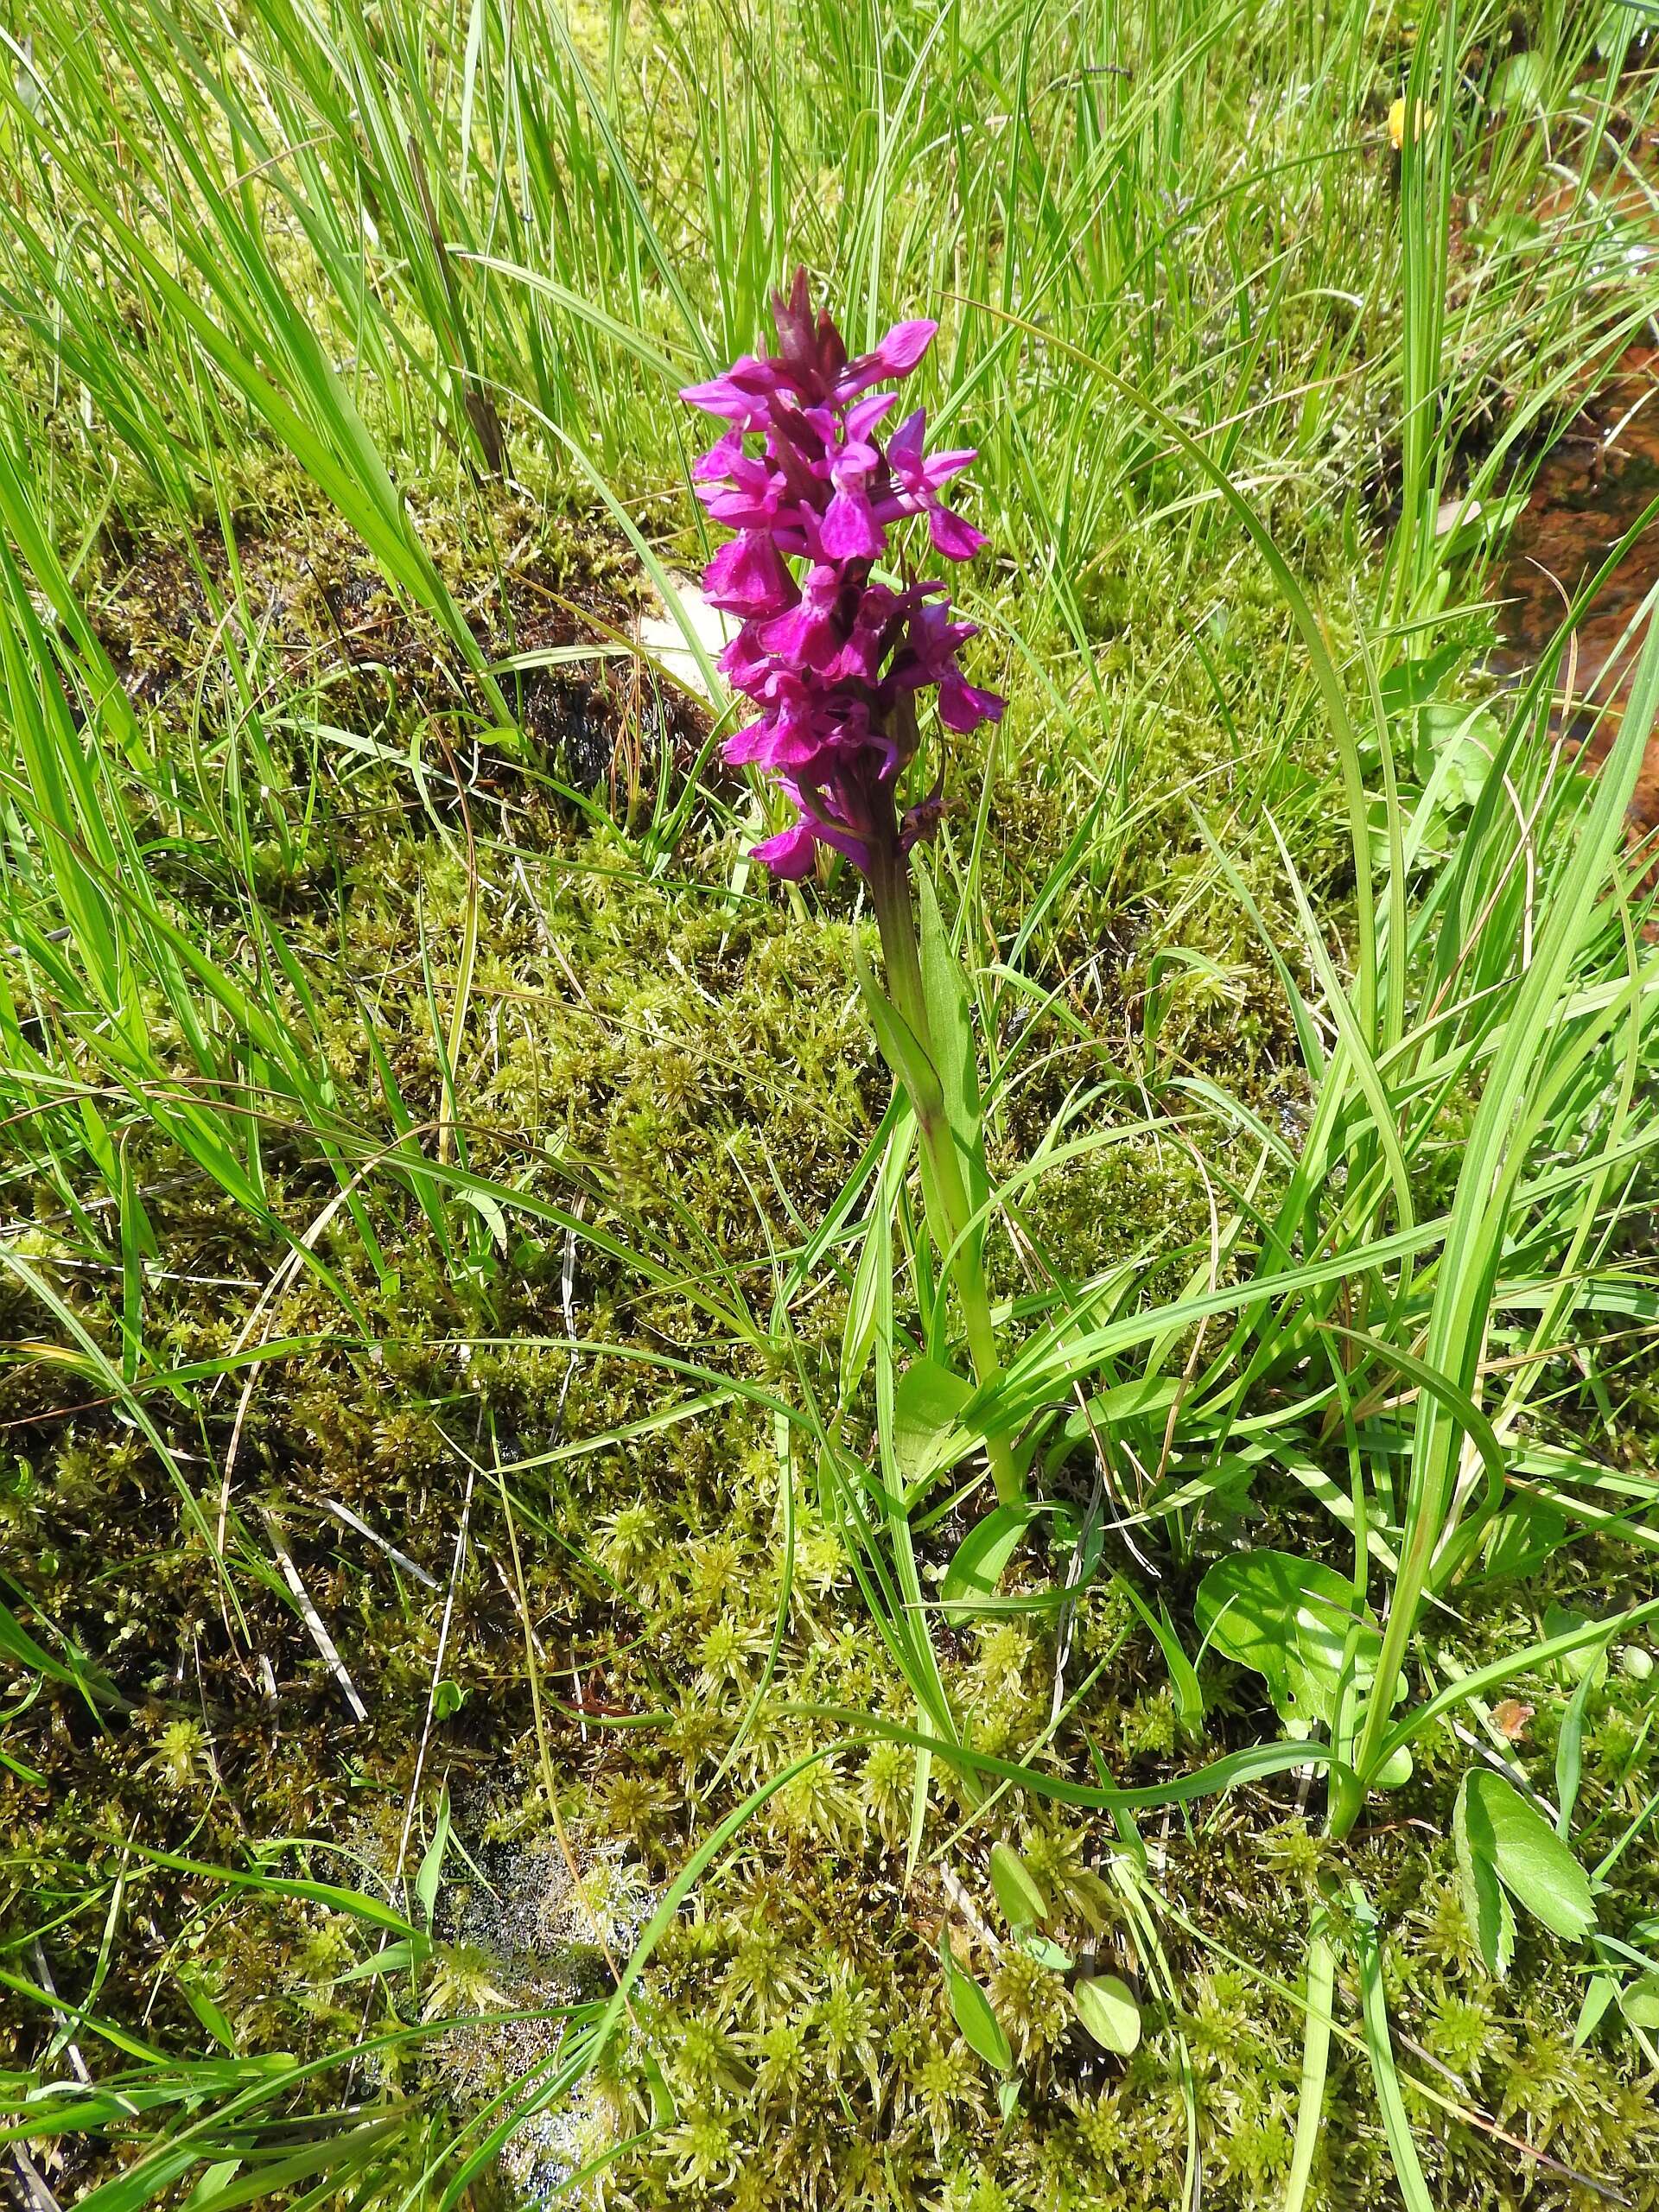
1071, 1973, 1141, 2056
1373, 1742, 1414, 1790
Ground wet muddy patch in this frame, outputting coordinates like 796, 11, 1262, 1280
1489, 345, 1659, 835
83, 502, 719, 850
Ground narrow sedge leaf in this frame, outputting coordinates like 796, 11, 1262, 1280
1554, 1638, 1608, 1836
180, 2160, 243, 2211
329, 1936, 432, 1986
1574, 1972, 1621, 2047
1117, 1579, 1205, 1740
177, 1972, 236, 2054
1357, 1902, 1434, 2212
841, 1119, 912, 1402
0, 1585, 110, 1699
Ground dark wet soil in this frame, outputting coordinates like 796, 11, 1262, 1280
86, 503, 715, 821
1489, 345, 1659, 833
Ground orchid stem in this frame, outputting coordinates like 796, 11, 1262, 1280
869, 855, 1023, 1508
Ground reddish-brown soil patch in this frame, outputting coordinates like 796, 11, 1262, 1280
1489, 345, 1659, 835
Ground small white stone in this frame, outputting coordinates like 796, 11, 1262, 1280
635, 575, 734, 702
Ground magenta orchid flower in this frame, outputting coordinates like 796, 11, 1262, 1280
685, 275, 1025, 1512
683, 269, 1001, 881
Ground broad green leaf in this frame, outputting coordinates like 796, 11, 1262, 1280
1415, 699, 1501, 808
1376, 641, 1463, 715
1373, 1742, 1414, 1790
1619, 1973, 1659, 2031
940, 1931, 1011, 2073
1072, 1974, 1141, 2055
1452, 1770, 1516, 1978
1460, 1769, 1597, 1949
1020, 1935, 1075, 1972
1479, 1498, 1568, 1584
1544, 1605, 1610, 1687
894, 1356, 977, 1485
988, 1841, 1047, 1933
1491, 49, 1548, 107
1195, 1549, 1379, 1728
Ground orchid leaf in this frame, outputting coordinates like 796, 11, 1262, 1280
852, 938, 944, 1122
894, 1356, 977, 1485
914, 864, 989, 1251
940, 1503, 1052, 1620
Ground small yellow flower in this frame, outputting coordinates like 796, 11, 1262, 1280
1389, 95, 1436, 150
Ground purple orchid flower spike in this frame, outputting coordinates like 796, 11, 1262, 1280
682, 269, 1001, 885
685, 273, 1025, 1513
